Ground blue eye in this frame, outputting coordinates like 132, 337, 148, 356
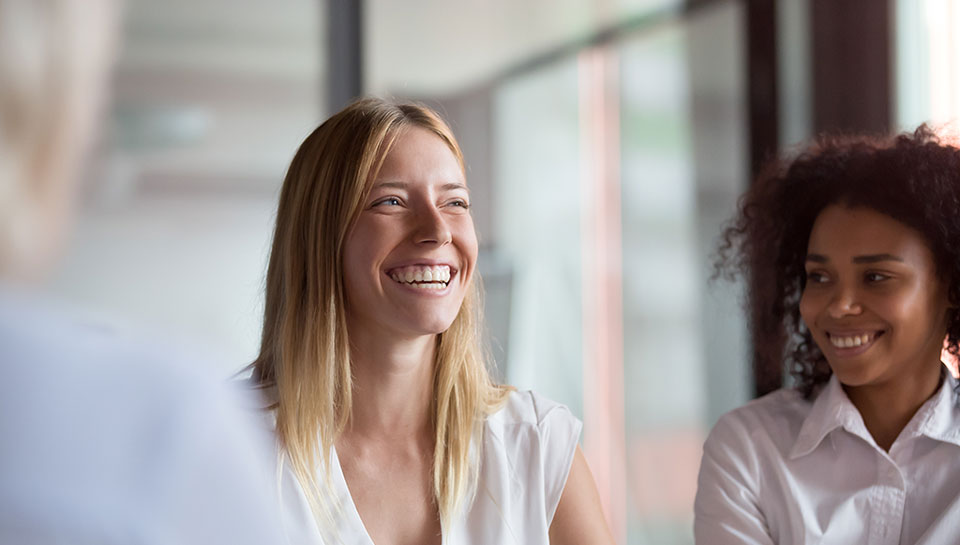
373, 197, 401, 207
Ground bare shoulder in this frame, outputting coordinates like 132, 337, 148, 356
548, 446, 615, 545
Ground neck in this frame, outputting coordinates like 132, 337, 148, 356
843, 362, 944, 451
345, 325, 437, 442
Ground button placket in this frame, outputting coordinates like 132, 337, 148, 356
869, 456, 906, 544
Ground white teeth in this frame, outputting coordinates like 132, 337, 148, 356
830, 333, 872, 348
412, 282, 445, 290
389, 265, 452, 288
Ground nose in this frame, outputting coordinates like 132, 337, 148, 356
413, 205, 452, 246
826, 285, 862, 318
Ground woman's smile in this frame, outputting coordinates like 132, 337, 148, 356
342, 125, 478, 338
384, 263, 459, 296
823, 329, 885, 357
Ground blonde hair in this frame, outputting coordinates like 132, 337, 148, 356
252, 97, 510, 532
0, 0, 117, 277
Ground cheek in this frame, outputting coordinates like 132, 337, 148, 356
907, 286, 950, 330
798, 289, 817, 327
341, 232, 364, 279
881, 282, 928, 316
456, 220, 479, 269
341, 227, 384, 303
340, 249, 365, 309
344, 220, 390, 267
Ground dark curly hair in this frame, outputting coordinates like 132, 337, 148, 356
717, 125, 960, 398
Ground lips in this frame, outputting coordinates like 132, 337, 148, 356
384, 262, 458, 292
824, 329, 886, 355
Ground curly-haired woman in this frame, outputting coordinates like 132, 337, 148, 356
695, 126, 960, 544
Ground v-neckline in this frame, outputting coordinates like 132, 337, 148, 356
329, 446, 377, 545
329, 446, 445, 545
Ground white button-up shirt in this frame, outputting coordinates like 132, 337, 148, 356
695, 372, 960, 544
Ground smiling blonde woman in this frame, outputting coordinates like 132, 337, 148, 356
250, 97, 612, 544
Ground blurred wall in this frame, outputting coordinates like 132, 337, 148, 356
48, 0, 322, 371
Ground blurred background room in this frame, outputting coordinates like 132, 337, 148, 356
46, 0, 960, 543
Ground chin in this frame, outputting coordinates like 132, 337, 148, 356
403, 316, 458, 337
828, 363, 878, 388
426, 320, 458, 336
401, 305, 461, 334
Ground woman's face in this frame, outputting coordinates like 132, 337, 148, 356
799, 204, 950, 388
342, 126, 477, 341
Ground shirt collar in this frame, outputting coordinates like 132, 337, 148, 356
790, 369, 960, 459
909, 371, 960, 447
790, 375, 864, 459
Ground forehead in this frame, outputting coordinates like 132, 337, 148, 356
807, 205, 933, 262
374, 126, 465, 185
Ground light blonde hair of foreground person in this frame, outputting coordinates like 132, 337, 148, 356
0, 0, 116, 279
251, 98, 512, 530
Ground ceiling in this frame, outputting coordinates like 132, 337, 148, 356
365, 0, 679, 95
102, 0, 680, 200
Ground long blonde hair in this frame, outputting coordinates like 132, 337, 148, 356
252, 97, 510, 531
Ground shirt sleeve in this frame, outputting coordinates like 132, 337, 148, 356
694, 411, 775, 545
530, 392, 583, 525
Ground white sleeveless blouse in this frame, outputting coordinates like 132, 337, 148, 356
270, 389, 582, 545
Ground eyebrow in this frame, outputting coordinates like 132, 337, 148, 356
805, 253, 905, 264
371, 181, 469, 192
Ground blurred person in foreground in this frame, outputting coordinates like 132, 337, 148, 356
248, 97, 614, 544
0, 1, 284, 542
695, 126, 960, 544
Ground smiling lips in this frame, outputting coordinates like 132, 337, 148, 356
388, 264, 452, 290
827, 330, 883, 349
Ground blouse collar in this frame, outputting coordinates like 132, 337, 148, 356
789, 369, 960, 460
